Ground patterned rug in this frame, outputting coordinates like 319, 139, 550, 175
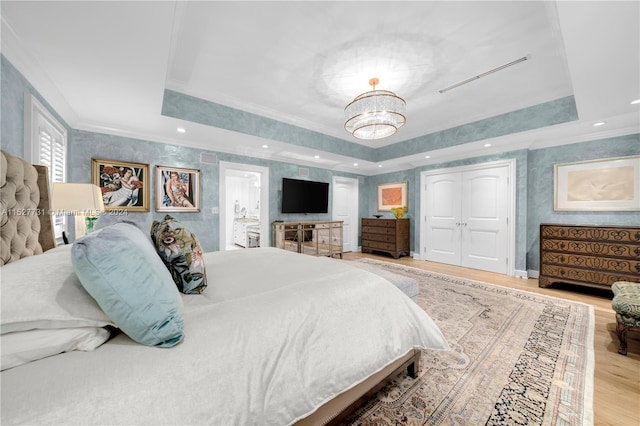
343, 259, 595, 426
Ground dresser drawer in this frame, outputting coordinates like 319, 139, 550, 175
362, 226, 392, 235
363, 240, 396, 251
361, 219, 378, 227
363, 233, 396, 243
541, 239, 640, 258
541, 225, 640, 243
540, 264, 639, 286
313, 222, 343, 231
362, 218, 396, 227
541, 252, 640, 275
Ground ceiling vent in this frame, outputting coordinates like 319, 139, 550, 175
200, 152, 218, 164
298, 167, 310, 178
438, 56, 529, 93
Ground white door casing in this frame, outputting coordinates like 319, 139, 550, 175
332, 176, 358, 252
219, 161, 270, 250
420, 160, 515, 275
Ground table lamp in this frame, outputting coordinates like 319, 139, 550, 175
51, 183, 105, 238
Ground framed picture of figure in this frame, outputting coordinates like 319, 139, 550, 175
92, 158, 149, 212
155, 165, 200, 212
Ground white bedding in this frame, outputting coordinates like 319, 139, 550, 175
1, 247, 448, 425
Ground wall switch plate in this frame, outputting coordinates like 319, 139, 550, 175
211, 207, 219, 214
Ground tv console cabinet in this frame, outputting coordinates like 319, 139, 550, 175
361, 218, 410, 259
539, 224, 640, 290
272, 220, 343, 258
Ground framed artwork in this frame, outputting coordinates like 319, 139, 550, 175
92, 158, 149, 212
155, 165, 200, 212
377, 181, 408, 211
554, 155, 640, 211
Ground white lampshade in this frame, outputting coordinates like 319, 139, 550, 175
52, 183, 104, 214
52, 183, 104, 237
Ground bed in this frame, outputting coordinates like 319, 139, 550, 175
0, 150, 449, 425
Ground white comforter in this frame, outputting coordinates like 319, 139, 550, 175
1, 248, 448, 425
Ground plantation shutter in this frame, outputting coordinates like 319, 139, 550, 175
25, 95, 67, 239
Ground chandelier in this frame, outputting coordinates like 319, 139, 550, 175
344, 78, 406, 140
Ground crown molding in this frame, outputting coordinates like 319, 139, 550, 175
1, 16, 79, 128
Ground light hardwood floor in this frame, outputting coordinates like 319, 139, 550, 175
343, 252, 640, 426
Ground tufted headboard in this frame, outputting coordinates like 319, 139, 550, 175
1, 150, 56, 266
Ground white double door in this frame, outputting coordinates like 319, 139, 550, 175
420, 161, 514, 274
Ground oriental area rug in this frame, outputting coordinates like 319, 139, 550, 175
343, 259, 595, 426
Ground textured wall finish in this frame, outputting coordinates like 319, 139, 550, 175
70, 129, 357, 252
162, 88, 577, 164
162, 89, 375, 161
526, 135, 640, 271
374, 97, 578, 161
0, 56, 70, 158
2, 54, 638, 275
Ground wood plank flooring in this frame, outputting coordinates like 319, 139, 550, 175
343, 252, 640, 426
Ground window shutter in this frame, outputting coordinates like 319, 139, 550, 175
25, 95, 67, 239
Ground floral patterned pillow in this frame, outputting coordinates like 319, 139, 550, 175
150, 215, 207, 294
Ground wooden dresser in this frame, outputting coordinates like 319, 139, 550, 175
539, 224, 640, 290
361, 218, 410, 259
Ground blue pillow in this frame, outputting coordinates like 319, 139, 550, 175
71, 222, 184, 347
150, 215, 207, 294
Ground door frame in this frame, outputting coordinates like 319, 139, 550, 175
419, 159, 516, 276
332, 176, 359, 252
219, 161, 270, 250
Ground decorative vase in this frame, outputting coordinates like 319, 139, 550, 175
391, 206, 406, 219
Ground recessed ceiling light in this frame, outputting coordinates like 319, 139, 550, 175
593, 121, 606, 127
353, 163, 359, 166
378, 164, 383, 168
425, 155, 431, 159
314, 155, 320, 159
484, 143, 491, 147
262, 144, 269, 148
631, 99, 640, 105
176, 127, 186, 133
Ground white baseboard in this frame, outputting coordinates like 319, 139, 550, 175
527, 270, 540, 279
514, 269, 529, 279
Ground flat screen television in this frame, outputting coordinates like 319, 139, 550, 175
281, 178, 329, 213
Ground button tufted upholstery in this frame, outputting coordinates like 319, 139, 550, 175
1, 151, 44, 266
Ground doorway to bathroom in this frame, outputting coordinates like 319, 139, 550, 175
219, 161, 270, 251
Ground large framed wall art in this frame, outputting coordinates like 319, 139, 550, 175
554, 155, 640, 211
92, 158, 149, 212
155, 165, 200, 212
377, 181, 408, 211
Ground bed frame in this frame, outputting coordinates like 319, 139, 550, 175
0, 149, 421, 425
297, 349, 420, 425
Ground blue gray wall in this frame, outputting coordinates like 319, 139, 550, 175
364, 150, 530, 272
2, 54, 638, 273
526, 135, 640, 270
